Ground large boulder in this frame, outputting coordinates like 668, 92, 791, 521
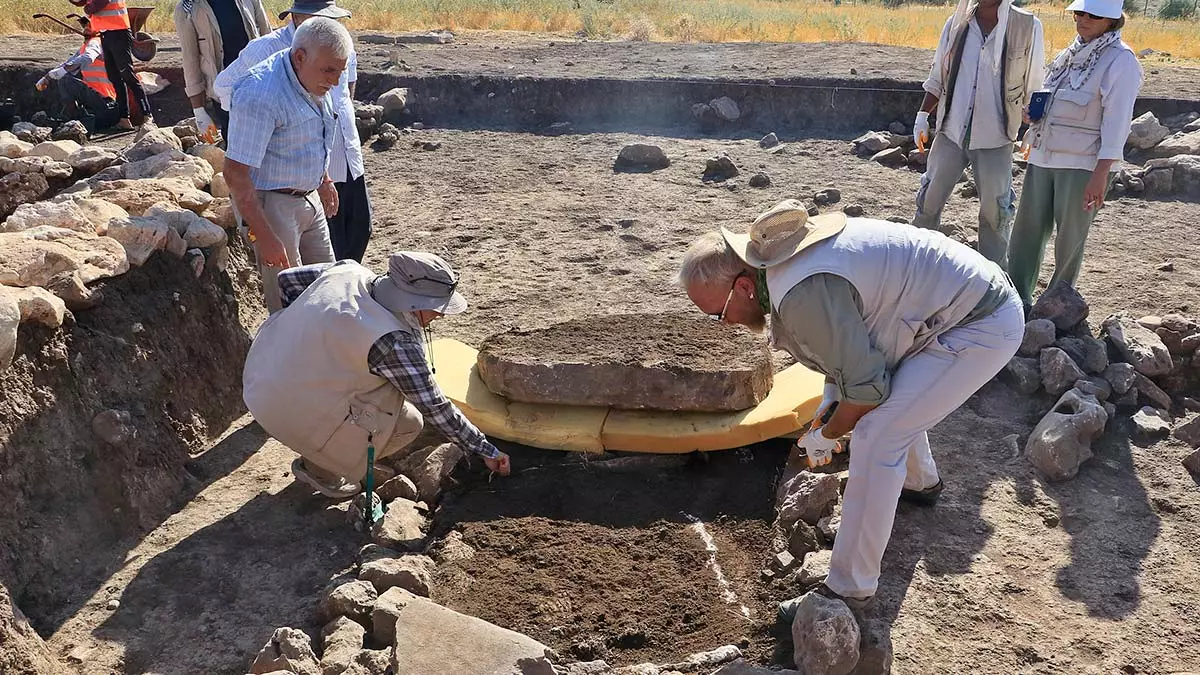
125, 124, 184, 162
776, 467, 840, 530
145, 202, 226, 248
2, 200, 95, 234
28, 139, 82, 162
321, 616, 365, 675
91, 178, 213, 215
791, 591, 861, 675
122, 149, 214, 189
249, 627, 321, 675
0, 172, 50, 220
1025, 388, 1108, 481
105, 215, 171, 266
1143, 154, 1200, 198
1102, 314, 1173, 377
66, 146, 119, 175
1125, 112, 1170, 151
0, 226, 128, 289
477, 313, 773, 411
70, 197, 130, 235
0, 136, 33, 158
1150, 129, 1200, 158
1030, 282, 1088, 331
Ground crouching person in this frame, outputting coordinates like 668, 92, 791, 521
243, 251, 512, 498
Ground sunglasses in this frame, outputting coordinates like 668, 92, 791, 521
402, 273, 458, 294
709, 273, 744, 322
1072, 10, 1104, 19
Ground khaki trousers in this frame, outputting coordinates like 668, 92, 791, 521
306, 399, 425, 482
244, 190, 335, 313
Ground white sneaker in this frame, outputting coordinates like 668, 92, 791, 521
291, 458, 360, 499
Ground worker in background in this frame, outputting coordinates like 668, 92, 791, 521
41, 16, 119, 133
912, 0, 1044, 269
243, 252, 512, 499
77, 0, 153, 129
222, 17, 346, 314
677, 200, 1023, 608
215, 0, 372, 263
174, 0, 271, 142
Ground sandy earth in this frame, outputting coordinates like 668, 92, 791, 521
2, 30, 1197, 675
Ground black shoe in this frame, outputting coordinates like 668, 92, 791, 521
899, 479, 944, 507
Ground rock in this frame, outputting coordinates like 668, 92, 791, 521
789, 519, 822, 559
478, 313, 772, 411
1025, 389, 1107, 481
179, 135, 200, 151
1040, 347, 1087, 396
92, 178, 213, 214
173, 119, 199, 139
805, 202, 820, 216
1127, 177, 1145, 193
372, 498, 427, 551
374, 123, 399, 148
0, 285, 66, 329
959, 180, 978, 198
1002, 355, 1041, 394
43, 269, 103, 311
1115, 387, 1140, 409
907, 149, 928, 168
92, 409, 135, 445
430, 530, 476, 563
249, 627, 321, 675
613, 144, 670, 172
703, 153, 740, 181
210, 172, 229, 198
1132, 406, 1171, 437
53, 120, 89, 145
0, 293, 17, 369
1055, 336, 1109, 374
1020, 319, 1057, 357
798, 548, 833, 587
123, 149, 214, 189
817, 513, 840, 544
842, 204, 864, 218
1126, 112, 1170, 150
393, 442, 464, 504
851, 131, 892, 154
1143, 167, 1174, 195
709, 96, 741, 122
187, 143, 225, 174
370, 586, 413, 646
851, 620, 893, 675
760, 133, 780, 149
1174, 414, 1200, 448
1189, 119, 1200, 133
871, 147, 907, 167
772, 551, 797, 574
126, 124, 183, 162
0, 172, 50, 220
1151, 129, 1200, 158
9, 156, 49, 174
0, 137, 34, 158
319, 579, 378, 624
1133, 372, 1173, 410
203, 198, 236, 230
376, 473, 418, 501
2, 199, 95, 234
1103, 313, 1173, 377
749, 172, 772, 188
28, 139, 82, 162
1143, 155, 1200, 198
813, 188, 841, 206
566, 661, 614, 675
42, 161, 73, 180
321, 616, 365, 675
777, 469, 840, 530
0, 226, 128, 289
1031, 282, 1089, 331
1074, 376, 1112, 401
145, 202, 226, 248
712, 659, 800, 675
1104, 362, 1137, 395
665, 645, 743, 670
360, 553, 434, 596
1155, 314, 1200, 356
378, 88, 410, 123
348, 648, 391, 675
386, 588, 555, 674
791, 591, 861, 675
186, 248, 205, 277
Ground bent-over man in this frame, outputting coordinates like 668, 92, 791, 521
44, 17, 119, 132
243, 252, 512, 498
678, 200, 1023, 607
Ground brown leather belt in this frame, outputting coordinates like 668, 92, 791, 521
271, 188, 314, 197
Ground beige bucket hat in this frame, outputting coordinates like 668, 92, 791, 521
720, 199, 847, 268
372, 251, 467, 316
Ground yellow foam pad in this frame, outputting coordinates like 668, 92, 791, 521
430, 338, 824, 454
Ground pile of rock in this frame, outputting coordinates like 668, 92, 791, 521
849, 127, 924, 170
0, 123, 235, 372
691, 96, 742, 129
1005, 283, 1200, 481
1108, 111, 1200, 198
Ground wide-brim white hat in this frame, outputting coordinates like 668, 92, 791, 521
720, 200, 847, 268
1066, 0, 1123, 19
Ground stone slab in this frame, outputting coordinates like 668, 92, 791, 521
476, 312, 773, 412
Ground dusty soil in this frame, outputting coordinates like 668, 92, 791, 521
431, 447, 787, 667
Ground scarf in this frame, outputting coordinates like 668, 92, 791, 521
1044, 30, 1122, 92
946, 0, 1013, 74
181, 0, 194, 16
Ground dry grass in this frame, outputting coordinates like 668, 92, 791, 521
4, 0, 1199, 61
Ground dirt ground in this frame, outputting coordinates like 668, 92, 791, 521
3, 29, 1198, 675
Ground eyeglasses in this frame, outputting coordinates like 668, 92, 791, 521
1072, 10, 1103, 19
709, 273, 743, 322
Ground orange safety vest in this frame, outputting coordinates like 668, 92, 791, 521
78, 38, 117, 100
88, 0, 130, 32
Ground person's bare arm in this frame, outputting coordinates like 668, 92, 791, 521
821, 400, 878, 439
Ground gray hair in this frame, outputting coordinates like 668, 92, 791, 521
292, 16, 353, 60
676, 231, 751, 287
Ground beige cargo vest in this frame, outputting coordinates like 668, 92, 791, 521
939, 6, 1038, 142
243, 264, 414, 461
1031, 41, 1135, 160
766, 219, 1001, 378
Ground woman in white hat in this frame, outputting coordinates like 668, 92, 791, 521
1007, 0, 1143, 310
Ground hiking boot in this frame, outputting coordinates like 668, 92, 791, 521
899, 479, 944, 507
291, 458, 360, 499
814, 583, 873, 612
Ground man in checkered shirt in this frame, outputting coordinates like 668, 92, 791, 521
242, 251, 512, 499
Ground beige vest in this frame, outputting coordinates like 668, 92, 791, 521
767, 218, 1002, 375
173, 0, 270, 101
938, 6, 1038, 142
243, 264, 414, 463
1033, 41, 1135, 160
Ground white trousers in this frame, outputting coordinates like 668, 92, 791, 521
825, 294, 1024, 599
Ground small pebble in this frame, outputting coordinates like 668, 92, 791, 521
106, 599, 120, 611
1157, 262, 1175, 272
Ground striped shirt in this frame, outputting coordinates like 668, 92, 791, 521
224, 48, 336, 192
277, 261, 502, 460
214, 21, 364, 182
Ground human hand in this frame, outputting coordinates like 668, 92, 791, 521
48, 67, 68, 80
913, 111, 930, 153
1083, 170, 1109, 211
251, 228, 290, 268
797, 427, 843, 469
318, 180, 339, 218
1022, 105, 1032, 126
484, 452, 511, 476
193, 107, 218, 143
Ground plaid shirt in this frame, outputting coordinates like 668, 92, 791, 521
277, 262, 500, 459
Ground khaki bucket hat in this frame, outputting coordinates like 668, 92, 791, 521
372, 251, 467, 316
720, 199, 847, 268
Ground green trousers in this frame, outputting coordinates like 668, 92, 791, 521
1008, 164, 1110, 306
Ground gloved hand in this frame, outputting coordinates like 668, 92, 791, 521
798, 426, 843, 469
48, 67, 69, 81
913, 110, 930, 153
193, 107, 218, 143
